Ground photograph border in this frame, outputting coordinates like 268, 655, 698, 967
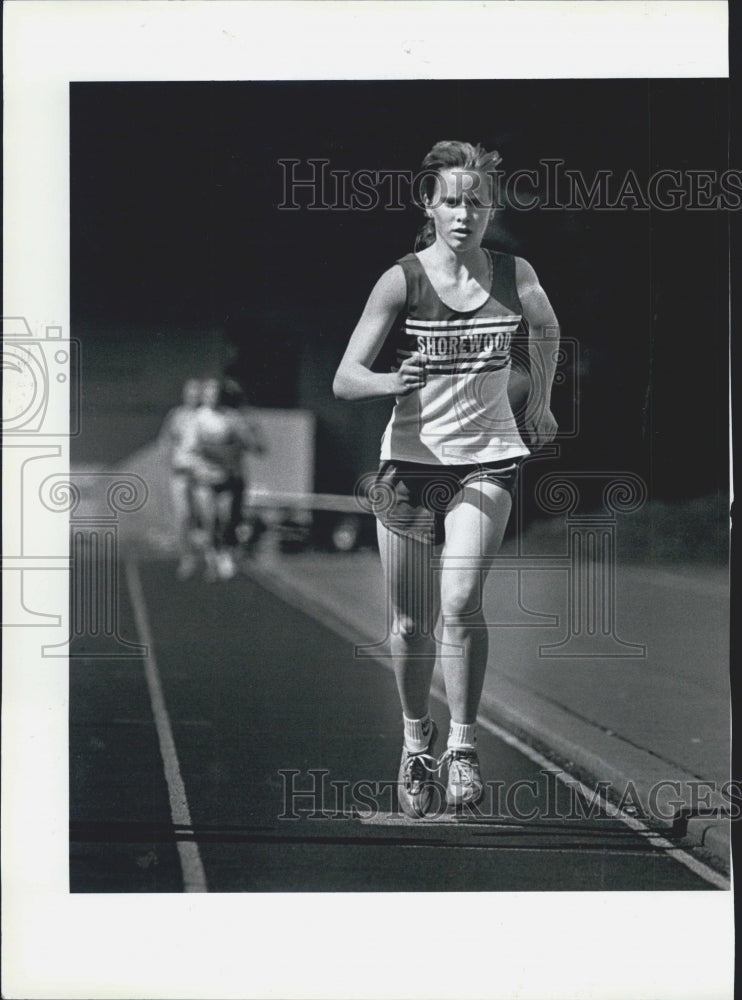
2, 3, 733, 999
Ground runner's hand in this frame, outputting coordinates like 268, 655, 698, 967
525, 407, 558, 449
393, 353, 428, 395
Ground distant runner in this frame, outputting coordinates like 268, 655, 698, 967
185, 377, 265, 581
159, 378, 203, 580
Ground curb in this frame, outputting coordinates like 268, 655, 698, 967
477, 680, 731, 876
243, 556, 732, 881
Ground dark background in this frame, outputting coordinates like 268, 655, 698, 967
71, 80, 729, 506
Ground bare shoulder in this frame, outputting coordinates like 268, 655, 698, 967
514, 255, 541, 292
514, 255, 557, 324
367, 262, 407, 310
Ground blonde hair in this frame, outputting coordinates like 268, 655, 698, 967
414, 140, 502, 251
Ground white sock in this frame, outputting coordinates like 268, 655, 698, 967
404, 713, 433, 753
448, 721, 477, 751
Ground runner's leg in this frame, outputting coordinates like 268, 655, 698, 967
378, 519, 443, 816
170, 473, 193, 556
214, 487, 233, 551
376, 520, 440, 719
226, 476, 245, 548
438, 482, 512, 724
214, 486, 237, 577
192, 483, 220, 579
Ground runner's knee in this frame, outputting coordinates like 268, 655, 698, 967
440, 577, 482, 621
392, 611, 433, 640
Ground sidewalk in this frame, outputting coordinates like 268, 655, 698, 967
246, 541, 731, 871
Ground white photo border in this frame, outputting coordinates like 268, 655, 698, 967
2, 3, 733, 999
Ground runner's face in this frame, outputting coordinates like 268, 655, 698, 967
425, 169, 493, 251
182, 379, 202, 407
202, 379, 220, 408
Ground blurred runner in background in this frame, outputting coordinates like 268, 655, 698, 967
159, 377, 203, 580
186, 376, 266, 581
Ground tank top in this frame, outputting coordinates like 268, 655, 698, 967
379, 250, 530, 465
186, 407, 246, 485
164, 406, 202, 472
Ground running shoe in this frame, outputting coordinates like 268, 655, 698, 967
442, 748, 484, 808
175, 553, 198, 581
397, 722, 439, 818
203, 549, 219, 583
216, 550, 237, 580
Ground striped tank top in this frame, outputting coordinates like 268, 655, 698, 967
379, 250, 530, 464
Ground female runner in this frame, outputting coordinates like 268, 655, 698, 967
185, 377, 265, 581
159, 377, 203, 580
333, 140, 559, 815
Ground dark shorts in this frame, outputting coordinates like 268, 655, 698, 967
192, 473, 244, 494
371, 458, 521, 545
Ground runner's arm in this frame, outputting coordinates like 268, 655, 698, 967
515, 256, 560, 446
333, 266, 425, 401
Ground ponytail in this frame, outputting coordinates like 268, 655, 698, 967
414, 218, 436, 252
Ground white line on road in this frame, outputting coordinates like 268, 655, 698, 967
472, 712, 731, 891
124, 558, 208, 893
245, 560, 730, 891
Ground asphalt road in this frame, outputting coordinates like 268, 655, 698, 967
70, 559, 720, 893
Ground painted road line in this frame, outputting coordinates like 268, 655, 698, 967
243, 559, 730, 891
473, 713, 730, 891
124, 558, 208, 893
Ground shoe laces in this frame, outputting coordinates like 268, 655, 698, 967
403, 750, 440, 787
437, 748, 479, 785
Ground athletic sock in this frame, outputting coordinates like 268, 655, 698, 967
448, 721, 477, 751
403, 713, 433, 753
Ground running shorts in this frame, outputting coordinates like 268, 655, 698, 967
371, 458, 521, 545
192, 472, 244, 494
